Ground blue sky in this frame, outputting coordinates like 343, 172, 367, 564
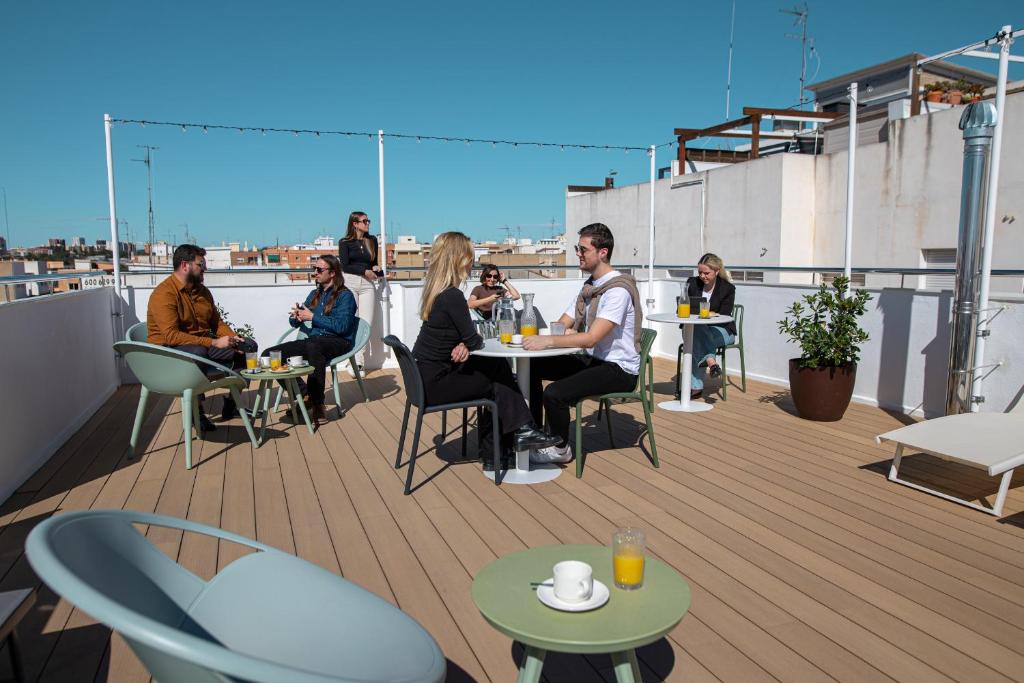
1, 1, 1020, 248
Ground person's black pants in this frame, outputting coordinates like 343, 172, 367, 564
173, 339, 258, 412
262, 336, 353, 406
417, 356, 532, 446
529, 354, 637, 444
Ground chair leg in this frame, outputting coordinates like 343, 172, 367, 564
395, 402, 412, 469
128, 385, 150, 457
233, 387, 260, 449
332, 366, 345, 419
675, 344, 684, 399
182, 389, 194, 470
192, 396, 204, 438
441, 411, 447, 439
461, 407, 468, 460
404, 414, 423, 495
720, 349, 728, 400
738, 344, 747, 392
575, 402, 584, 478
603, 400, 615, 448
352, 358, 369, 402
643, 395, 659, 468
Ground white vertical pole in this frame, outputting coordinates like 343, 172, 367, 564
647, 145, 656, 315
378, 129, 390, 338
104, 114, 123, 315
971, 24, 1011, 412
843, 82, 858, 294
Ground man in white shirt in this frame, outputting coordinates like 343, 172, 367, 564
522, 223, 642, 463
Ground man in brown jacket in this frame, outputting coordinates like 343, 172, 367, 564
147, 244, 256, 426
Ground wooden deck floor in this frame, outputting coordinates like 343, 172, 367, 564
1, 359, 1023, 682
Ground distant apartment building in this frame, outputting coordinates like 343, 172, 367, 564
0, 261, 26, 302
48, 238, 66, 250
73, 237, 87, 249
0, 236, 7, 253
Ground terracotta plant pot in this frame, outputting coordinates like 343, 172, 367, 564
946, 90, 963, 105
788, 359, 857, 422
925, 90, 943, 103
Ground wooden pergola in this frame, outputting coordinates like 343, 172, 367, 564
674, 107, 842, 169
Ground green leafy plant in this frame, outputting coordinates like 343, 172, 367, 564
778, 276, 872, 368
924, 81, 946, 93
216, 303, 254, 340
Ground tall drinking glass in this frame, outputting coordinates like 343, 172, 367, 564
699, 300, 711, 319
612, 527, 645, 590
549, 321, 565, 336
498, 319, 515, 344
245, 352, 258, 371
270, 350, 282, 369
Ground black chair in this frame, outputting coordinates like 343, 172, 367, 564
384, 336, 503, 495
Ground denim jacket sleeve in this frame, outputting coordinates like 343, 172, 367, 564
289, 290, 317, 329
311, 289, 357, 338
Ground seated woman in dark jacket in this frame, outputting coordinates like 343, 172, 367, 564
262, 254, 357, 421
413, 232, 558, 467
685, 253, 737, 398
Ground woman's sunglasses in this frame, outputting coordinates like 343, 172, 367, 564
484, 273, 499, 280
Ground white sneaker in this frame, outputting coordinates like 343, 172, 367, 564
531, 444, 572, 464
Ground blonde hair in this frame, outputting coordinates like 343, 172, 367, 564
420, 232, 474, 321
698, 253, 732, 283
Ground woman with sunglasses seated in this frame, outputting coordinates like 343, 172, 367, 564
468, 264, 520, 320
262, 255, 357, 422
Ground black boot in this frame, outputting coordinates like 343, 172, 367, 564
221, 395, 238, 421
514, 424, 561, 450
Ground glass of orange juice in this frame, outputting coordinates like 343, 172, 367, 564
612, 527, 645, 590
245, 352, 258, 371
676, 296, 690, 318
498, 319, 514, 344
270, 350, 282, 369
699, 300, 711, 319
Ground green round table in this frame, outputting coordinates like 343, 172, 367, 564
242, 365, 315, 444
472, 544, 691, 683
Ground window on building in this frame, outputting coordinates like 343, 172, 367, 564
731, 270, 765, 283
819, 272, 867, 287
921, 248, 957, 290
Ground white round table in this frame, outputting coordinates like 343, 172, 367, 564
646, 312, 734, 413
472, 338, 582, 484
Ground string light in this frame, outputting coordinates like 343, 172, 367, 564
109, 117, 656, 151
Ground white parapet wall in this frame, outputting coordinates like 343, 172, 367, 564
0, 288, 119, 502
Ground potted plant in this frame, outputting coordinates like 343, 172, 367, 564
965, 82, 986, 103
945, 78, 968, 105
777, 276, 872, 421
924, 81, 945, 103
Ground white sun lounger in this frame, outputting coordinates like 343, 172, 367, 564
877, 410, 1024, 516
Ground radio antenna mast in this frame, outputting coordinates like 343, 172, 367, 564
725, 0, 737, 119
781, 2, 810, 111
132, 145, 159, 268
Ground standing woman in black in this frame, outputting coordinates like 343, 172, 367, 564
685, 253, 737, 398
338, 210, 380, 370
412, 232, 558, 465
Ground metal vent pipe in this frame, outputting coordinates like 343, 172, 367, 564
945, 102, 997, 415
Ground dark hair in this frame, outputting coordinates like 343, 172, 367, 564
309, 254, 348, 314
578, 223, 614, 260
172, 244, 206, 270
479, 263, 501, 284
341, 211, 376, 265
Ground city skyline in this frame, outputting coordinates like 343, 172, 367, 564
1, 1, 1020, 248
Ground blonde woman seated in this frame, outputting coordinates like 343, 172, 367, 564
412, 233, 559, 467
684, 253, 737, 399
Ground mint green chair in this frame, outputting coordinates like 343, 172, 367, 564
573, 328, 659, 478
114, 341, 259, 468
270, 318, 371, 417
125, 321, 148, 342
26, 509, 447, 683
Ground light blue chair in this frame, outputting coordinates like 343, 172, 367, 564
125, 321, 148, 342
25, 509, 447, 683
114, 341, 259, 468
270, 318, 371, 418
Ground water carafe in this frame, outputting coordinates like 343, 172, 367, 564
520, 293, 538, 336
496, 298, 516, 344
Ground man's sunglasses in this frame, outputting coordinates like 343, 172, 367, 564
313, 266, 330, 274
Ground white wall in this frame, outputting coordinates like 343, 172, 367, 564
0, 288, 119, 502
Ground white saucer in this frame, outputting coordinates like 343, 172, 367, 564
504, 342, 523, 348
536, 579, 610, 612
289, 361, 309, 367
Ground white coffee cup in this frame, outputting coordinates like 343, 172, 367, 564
287, 355, 304, 366
511, 334, 523, 344
552, 560, 594, 603
259, 356, 272, 369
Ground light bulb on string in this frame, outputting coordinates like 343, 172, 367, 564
261, 129, 266, 136
181, 125, 187, 132
202, 126, 208, 134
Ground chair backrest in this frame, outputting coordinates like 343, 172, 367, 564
125, 321, 148, 342
26, 509, 446, 683
114, 341, 221, 395
636, 327, 658, 393
383, 335, 426, 409
351, 317, 372, 353
732, 303, 744, 344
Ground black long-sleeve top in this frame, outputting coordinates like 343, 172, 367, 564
338, 235, 380, 277
412, 287, 484, 362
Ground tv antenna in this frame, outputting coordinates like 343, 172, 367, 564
500, 225, 513, 243
780, 2, 811, 111
131, 145, 159, 269
725, 0, 737, 119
